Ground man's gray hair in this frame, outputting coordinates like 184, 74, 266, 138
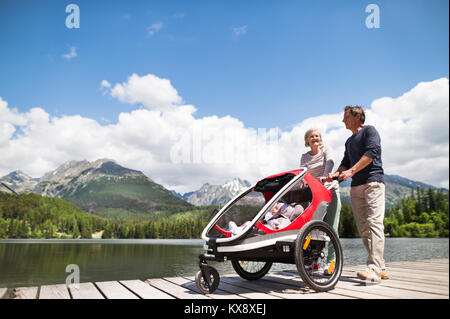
345, 105, 366, 124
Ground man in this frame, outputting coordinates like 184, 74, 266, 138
326, 106, 389, 283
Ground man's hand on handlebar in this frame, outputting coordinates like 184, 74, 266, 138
324, 172, 340, 183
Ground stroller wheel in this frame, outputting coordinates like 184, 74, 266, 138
195, 266, 220, 294
231, 260, 272, 280
294, 220, 343, 292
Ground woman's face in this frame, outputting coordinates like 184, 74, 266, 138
307, 131, 321, 148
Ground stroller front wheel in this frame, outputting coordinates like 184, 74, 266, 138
195, 265, 220, 294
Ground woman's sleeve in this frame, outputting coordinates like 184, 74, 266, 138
323, 147, 335, 176
300, 153, 307, 167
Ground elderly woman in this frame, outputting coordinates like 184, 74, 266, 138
300, 128, 341, 274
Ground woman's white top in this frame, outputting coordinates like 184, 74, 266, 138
300, 146, 339, 191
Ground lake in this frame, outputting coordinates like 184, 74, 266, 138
0, 238, 448, 288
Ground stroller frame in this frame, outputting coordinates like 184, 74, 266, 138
196, 168, 343, 293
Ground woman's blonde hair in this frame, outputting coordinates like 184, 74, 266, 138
304, 128, 324, 148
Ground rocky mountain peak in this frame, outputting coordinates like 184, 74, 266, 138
180, 177, 252, 206
222, 178, 252, 197
0, 170, 39, 193
34, 159, 146, 197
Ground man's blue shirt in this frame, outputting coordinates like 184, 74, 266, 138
340, 125, 384, 186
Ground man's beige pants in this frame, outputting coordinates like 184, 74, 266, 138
350, 182, 386, 274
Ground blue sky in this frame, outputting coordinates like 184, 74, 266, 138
0, 1, 449, 191
1, 0, 448, 129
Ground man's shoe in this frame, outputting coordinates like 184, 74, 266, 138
380, 269, 390, 279
357, 268, 381, 283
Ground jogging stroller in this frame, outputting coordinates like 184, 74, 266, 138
195, 168, 343, 293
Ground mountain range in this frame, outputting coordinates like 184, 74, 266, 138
1, 159, 191, 220
1, 159, 447, 220
173, 178, 252, 206
173, 174, 446, 208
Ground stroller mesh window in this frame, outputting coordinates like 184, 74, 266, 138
281, 180, 312, 204
206, 190, 266, 238
257, 179, 312, 231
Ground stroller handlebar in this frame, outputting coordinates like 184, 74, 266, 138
323, 176, 343, 190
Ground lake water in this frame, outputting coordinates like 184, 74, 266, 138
0, 238, 448, 288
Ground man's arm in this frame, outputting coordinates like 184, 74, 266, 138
325, 165, 347, 182
338, 155, 373, 181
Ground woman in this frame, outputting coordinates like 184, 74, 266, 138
300, 129, 342, 274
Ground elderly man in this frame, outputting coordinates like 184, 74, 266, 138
326, 105, 389, 283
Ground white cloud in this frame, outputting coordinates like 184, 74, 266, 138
147, 22, 163, 36
232, 25, 248, 37
99, 80, 111, 95
103, 73, 184, 111
62, 46, 77, 60
0, 77, 448, 194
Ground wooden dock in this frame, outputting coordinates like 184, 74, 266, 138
1, 258, 448, 300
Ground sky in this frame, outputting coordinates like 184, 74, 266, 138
0, 0, 449, 193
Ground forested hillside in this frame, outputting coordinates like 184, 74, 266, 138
0, 192, 211, 239
1, 187, 447, 239
338, 187, 449, 238
0, 192, 105, 238
384, 187, 449, 237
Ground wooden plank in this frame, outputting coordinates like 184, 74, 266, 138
220, 273, 306, 296
386, 262, 448, 272
270, 271, 390, 299
271, 272, 390, 299
383, 265, 449, 275
120, 280, 174, 299
5, 259, 448, 300
9, 287, 39, 299
343, 268, 449, 286
146, 278, 209, 299
415, 258, 449, 265
0, 288, 8, 299
221, 273, 348, 299
69, 282, 104, 299
166, 276, 246, 300
388, 258, 449, 265
349, 273, 448, 289
386, 264, 449, 273
274, 270, 446, 299
39, 284, 71, 299
374, 278, 449, 296
337, 276, 447, 299
344, 266, 449, 284
386, 264, 449, 274
95, 281, 139, 299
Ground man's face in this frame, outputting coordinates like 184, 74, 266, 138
342, 109, 359, 131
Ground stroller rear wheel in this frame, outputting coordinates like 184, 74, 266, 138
231, 260, 272, 280
195, 265, 220, 294
294, 220, 343, 292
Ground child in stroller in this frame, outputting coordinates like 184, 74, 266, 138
227, 200, 309, 234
